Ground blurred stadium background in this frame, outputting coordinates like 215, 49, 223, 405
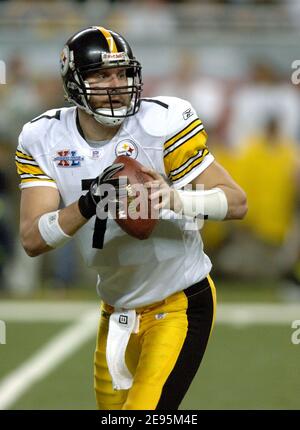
0, 0, 300, 410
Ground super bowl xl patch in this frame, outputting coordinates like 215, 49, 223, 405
54, 150, 84, 167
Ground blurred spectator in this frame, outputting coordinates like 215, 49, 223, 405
106, 0, 176, 39
207, 117, 300, 279
154, 51, 227, 132
228, 61, 300, 147
285, 0, 300, 29
43, 241, 80, 294
1, 55, 71, 295
0, 103, 17, 291
0, 167, 14, 290
0, 54, 42, 142
238, 117, 299, 246
3, 0, 83, 38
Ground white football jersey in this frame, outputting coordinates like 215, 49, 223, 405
16, 96, 214, 309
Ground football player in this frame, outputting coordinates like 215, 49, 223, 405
15, 26, 247, 410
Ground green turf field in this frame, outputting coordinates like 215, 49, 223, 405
0, 282, 299, 410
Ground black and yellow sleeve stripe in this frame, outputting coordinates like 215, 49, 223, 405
164, 119, 210, 184
15, 149, 55, 185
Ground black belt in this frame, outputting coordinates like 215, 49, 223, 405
184, 276, 210, 298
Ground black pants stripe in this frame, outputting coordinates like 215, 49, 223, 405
156, 277, 216, 410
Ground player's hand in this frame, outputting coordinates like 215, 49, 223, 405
141, 166, 183, 213
78, 163, 125, 219
90, 163, 125, 201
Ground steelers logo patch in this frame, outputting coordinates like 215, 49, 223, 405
115, 140, 138, 159
60, 45, 69, 77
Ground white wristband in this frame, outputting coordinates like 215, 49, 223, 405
38, 210, 71, 248
177, 188, 228, 220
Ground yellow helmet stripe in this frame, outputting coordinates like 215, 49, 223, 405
96, 26, 118, 53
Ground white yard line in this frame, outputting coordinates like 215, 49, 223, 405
217, 303, 300, 326
0, 301, 98, 322
0, 300, 300, 324
0, 309, 99, 410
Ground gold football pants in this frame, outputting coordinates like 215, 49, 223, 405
94, 275, 216, 410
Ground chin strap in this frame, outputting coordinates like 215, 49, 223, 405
93, 107, 128, 127
82, 79, 130, 127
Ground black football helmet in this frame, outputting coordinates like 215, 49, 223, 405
60, 26, 143, 127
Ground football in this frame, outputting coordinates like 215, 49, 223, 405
109, 155, 158, 240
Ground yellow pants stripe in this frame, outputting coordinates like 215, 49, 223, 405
207, 274, 217, 339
